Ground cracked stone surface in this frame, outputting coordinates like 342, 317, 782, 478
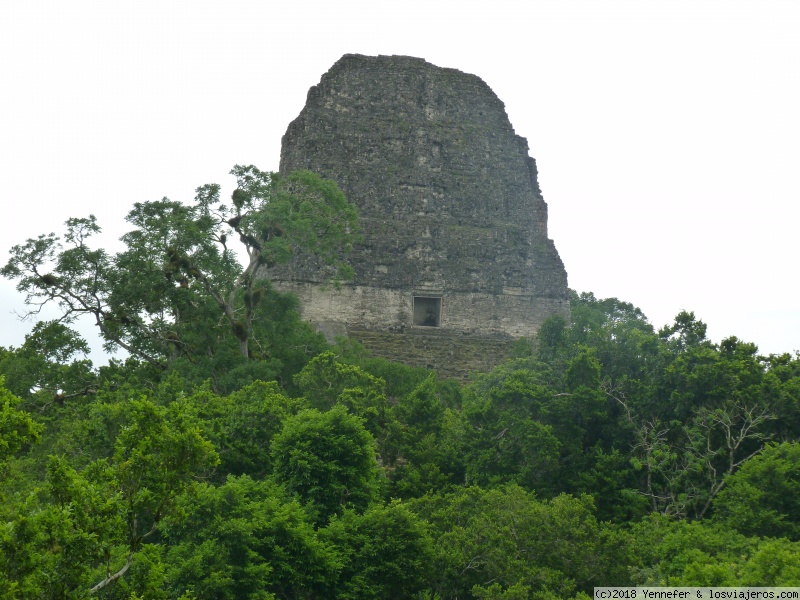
273, 54, 570, 375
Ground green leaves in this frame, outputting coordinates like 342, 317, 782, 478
3, 266, 800, 597
714, 442, 800, 540
294, 351, 388, 435
114, 397, 219, 536
0, 378, 42, 466
459, 365, 561, 491
2, 166, 357, 376
2, 216, 111, 327
192, 380, 297, 480
0, 390, 219, 597
225, 166, 359, 278
164, 476, 336, 599
410, 485, 614, 598
321, 501, 433, 599
271, 406, 381, 523
628, 516, 800, 585
0, 457, 121, 597
0, 322, 95, 407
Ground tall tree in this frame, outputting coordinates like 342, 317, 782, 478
713, 442, 800, 540
2, 166, 358, 369
270, 406, 381, 523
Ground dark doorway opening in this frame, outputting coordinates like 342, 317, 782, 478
413, 296, 442, 327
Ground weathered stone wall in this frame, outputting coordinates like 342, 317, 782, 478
276, 282, 568, 339
273, 54, 570, 375
347, 328, 518, 380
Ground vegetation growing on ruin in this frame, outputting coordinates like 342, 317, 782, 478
2, 172, 799, 597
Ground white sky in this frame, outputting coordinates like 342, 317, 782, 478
1, 0, 798, 362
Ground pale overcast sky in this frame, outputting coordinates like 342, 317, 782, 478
1, 1, 798, 361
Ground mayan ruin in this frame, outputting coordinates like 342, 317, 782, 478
273, 54, 570, 376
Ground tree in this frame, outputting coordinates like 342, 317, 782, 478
321, 501, 434, 599
0, 456, 126, 598
659, 310, 711, 353
737, 538, 800, 585
568, 292, 660, 385
0, 378, 42, 467
2, 166, 358, 370
409, 485, 620, 598
294, 351, 388, 437
191, 380, 300, 481
628, 516, 755, 586
270, 406, 381, 523
536, 314, 568, 362
0, 395, 218, 597
0, 321, 96, 408
382, 375, 467, 499
617, 396, 774, 519
459, 364, 561, 492
713, 442, 800, 540
683, 400, 774, 518
762, 351, 800, 440
164, 476, 337, 599
628, 515, 800, 586
547, 346, 608, 455
92, 397, 219, 593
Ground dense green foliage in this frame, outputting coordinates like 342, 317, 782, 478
1, 166, 355, 389
2, 173, 800, 597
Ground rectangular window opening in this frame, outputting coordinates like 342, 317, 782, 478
413, 296, 442, 327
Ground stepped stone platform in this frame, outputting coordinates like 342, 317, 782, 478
348, 327, 517, 379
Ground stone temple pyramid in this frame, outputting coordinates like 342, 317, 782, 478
272, 54, 569, 377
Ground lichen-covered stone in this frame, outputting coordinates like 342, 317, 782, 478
273, 54, 570, 377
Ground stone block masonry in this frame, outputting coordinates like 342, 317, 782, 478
272, 54, 570, 377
